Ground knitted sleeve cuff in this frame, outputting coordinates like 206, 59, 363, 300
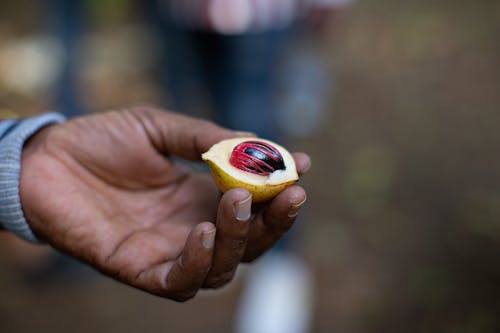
0, 113, 66, 243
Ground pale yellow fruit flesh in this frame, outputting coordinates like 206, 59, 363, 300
202, 137, 298, 202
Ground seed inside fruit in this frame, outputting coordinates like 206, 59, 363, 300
229, 140, 286, 176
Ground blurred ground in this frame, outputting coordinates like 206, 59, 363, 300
1, 0, 500, 332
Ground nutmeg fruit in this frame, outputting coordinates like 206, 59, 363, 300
202, 137, 298, 202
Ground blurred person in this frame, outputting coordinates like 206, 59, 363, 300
147, 0, 350, 135
0, 107, 310, 300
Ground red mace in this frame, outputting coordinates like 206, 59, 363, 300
230, 141, 286, 176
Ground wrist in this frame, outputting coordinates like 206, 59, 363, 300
0, 113, 65, 243
19, 125, 57, 239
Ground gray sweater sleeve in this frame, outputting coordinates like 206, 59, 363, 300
0, 113, 66, 243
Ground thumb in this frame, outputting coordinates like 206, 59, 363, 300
128, 106, 240, 160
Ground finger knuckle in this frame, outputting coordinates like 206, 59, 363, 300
231, 238, 247, 250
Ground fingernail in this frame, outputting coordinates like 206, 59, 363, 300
202, 229, 216, 249
288, 197, 307, 218
234, 194, 252, 221
235, 131, 257, 137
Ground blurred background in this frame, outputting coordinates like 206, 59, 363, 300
1, 0, 500, 332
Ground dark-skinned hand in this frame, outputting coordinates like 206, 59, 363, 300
19, 107, 310, 301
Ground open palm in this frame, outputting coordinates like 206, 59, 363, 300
19, 107, 309, 301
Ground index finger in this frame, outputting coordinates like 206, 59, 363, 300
203, 188, 252, 289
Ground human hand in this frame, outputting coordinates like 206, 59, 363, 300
19, 107, 310, 301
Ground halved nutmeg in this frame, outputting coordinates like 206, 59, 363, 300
202, 137, 298, 202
